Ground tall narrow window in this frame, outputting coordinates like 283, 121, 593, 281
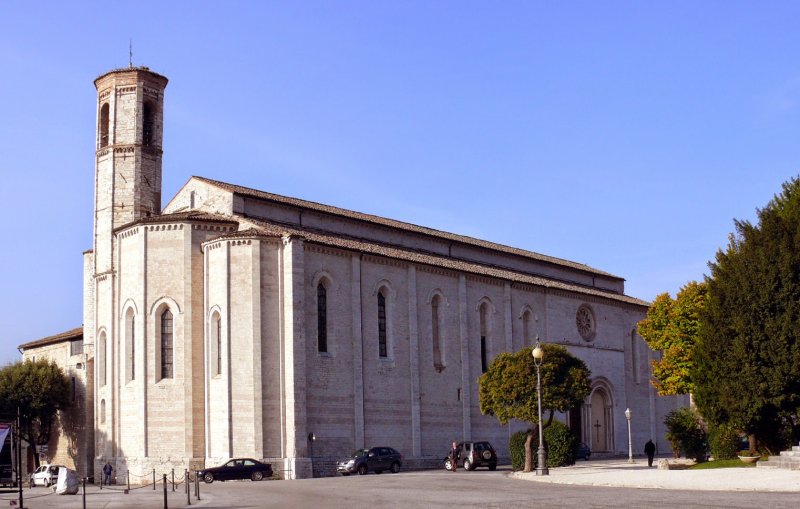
432, 295, 443, 371
99, 103, 109, 147
317, 284, 328, 353
161, 309, 174, 379
216, 314, 222, 376
99, 331, 107, 387
480, 303, 489, 373
378, 292, 387, 358
100, 399, 106, 424
125, 308, 135, 382
522, 310, 532, 347
631, 330, 640, 384
209, 312, 222, 377
142, 101, 154, 146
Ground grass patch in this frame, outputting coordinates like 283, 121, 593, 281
688, 459, 758, 470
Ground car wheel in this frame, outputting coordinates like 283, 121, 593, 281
251, 471, 263, 482
444, 458, 453, 471
203, 473, 214, 484
391, 462, 400, 474
463, 459, 472, 471
376, 470, 382, 474
489, 463, 497, 471
357, 465, 367, 475
341, 473, 350, 476
44, 479, 51, 487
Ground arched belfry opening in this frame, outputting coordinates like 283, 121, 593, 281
142, 100, 155, 146
99, 103, 109, 147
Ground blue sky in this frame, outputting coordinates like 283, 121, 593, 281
1, 1, 798, 365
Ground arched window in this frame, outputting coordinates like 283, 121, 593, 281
631, 330, 640, 384
160, 309, 174, 379
100, 399, 106, 424
378, 291, 388, 358
98, 330, 107, 387
142, 101, 154, 146
432, 295, 444, 371
317, 283, 328, 353
99, 103, 109, 148
522, 310, 532, 348
480, 303, 489, 373
209, 311, 222, 377
125, 308, 135, 382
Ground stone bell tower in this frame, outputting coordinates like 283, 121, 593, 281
92, 67, 168, 273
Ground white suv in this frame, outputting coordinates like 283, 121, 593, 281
30, 464, 63, 487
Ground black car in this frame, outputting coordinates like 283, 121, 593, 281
576, 442, 591, 461
444, 441, 497, 471
199, 458, 273, 483
337, 447, 403, 475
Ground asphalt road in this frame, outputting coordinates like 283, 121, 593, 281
3, 467, 799, 509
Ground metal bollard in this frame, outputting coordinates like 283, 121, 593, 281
82, 477, 87, 509
172, 468, 175, 491
163, 474, 168, 509
127, 470, 131, 493
195, 471, 200, 500
185, 469, 191, 506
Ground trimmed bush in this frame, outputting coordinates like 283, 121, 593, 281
509, 430, 528, 471
708, 423, 739, 460
543, 421, 577, 467
664, 408, 708, 462
509, 421, 577, 471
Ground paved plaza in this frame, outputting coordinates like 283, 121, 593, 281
2, 459, 799, 509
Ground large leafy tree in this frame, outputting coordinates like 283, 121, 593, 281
479, 344, 591, 472
637, 281, 708, 395
0, 359, 71, 466
693, 177, 800, 454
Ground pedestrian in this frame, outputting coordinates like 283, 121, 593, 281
102, 461, 113, 485
448, 441, 460, 472
644, 439, 656, 467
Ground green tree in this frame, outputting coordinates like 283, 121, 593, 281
479, 344, 591, 472
693, 177, 800, 454
664, 407, 708, 462
0, 359, 71, 466
637, 281, 707, 396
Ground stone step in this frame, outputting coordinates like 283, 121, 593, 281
761, 455, 800, 470
779, 450, 800, 457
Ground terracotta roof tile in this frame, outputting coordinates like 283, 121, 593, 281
194, 176, 622, 281
19, 327, 83, 351
228, 218, 647, 308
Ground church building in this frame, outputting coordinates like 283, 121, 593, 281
19, 66, 687, 480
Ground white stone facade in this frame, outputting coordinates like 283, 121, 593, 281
20, 66, 687, 482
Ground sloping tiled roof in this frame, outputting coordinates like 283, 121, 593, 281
216, 217, 647, 308
193, 176, 622, 281
114, 211, 238, 233
19, 327, 83, 351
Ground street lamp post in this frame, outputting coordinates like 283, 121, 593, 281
532, 338, 549, 476
625, 408, 634, 463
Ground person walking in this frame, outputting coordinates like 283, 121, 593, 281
644, 439, 656, 467
102, 461, 113, 485
448, 442, 460, 472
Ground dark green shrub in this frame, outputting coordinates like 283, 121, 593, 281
509, 430, 528, 471
509, 421, 577, 471
708, 423, 739, 460
664, 408, 708, 462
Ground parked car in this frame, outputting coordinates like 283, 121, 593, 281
576, 442, 591, 461
198, 458, 273, 483
30, 464, 65, 487
444, 441, 497, 471
337, 447, 403, 475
